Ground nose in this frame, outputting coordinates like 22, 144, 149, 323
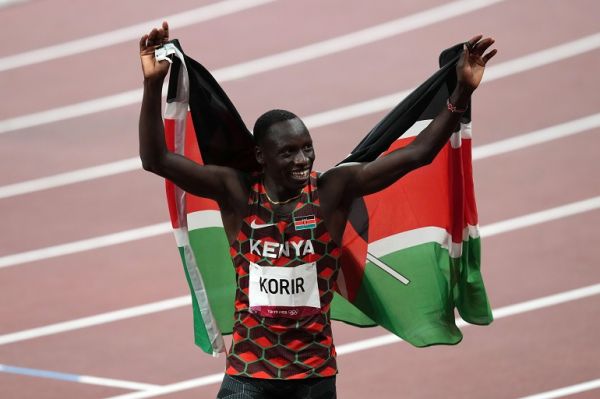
293, 150, 308, 166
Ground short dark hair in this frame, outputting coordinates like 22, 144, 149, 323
253, 109, 299, 145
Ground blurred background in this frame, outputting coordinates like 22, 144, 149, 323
0, 0, 598, 398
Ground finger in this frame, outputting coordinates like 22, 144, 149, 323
482, 49, 498, 64
147, 28, 159, 45
162, 21, 169, 41
466, 34, 483, 51
139, 34, 148, 51
472, 38, 495, 55
460, 42, 470, 64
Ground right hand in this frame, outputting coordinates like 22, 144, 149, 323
139, 21, 171, 82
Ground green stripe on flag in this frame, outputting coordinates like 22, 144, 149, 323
455, 237, 493, 325
188, 227, 236, 333
351, 237, 491, 347
177, 246, 212, 353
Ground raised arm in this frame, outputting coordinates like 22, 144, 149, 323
324, 35, 496, 201
138, 22, 247, 204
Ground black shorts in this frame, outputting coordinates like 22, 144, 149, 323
216, 374, 337, 399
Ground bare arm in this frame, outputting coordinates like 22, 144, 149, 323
322, 35, 497, 201
138, 22, 247, 204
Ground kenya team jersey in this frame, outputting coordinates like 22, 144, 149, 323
226, 172, 341, 379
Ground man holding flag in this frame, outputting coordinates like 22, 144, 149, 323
139, 21, 496, 399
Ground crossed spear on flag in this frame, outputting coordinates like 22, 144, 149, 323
366, 252, 410, 285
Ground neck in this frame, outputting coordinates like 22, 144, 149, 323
263, 177, 303, 204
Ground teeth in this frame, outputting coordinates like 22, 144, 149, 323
292, 170, 309, 179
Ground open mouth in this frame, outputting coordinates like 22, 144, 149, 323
291, 169, 310, 180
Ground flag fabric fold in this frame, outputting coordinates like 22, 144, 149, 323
160, 40, 492, 355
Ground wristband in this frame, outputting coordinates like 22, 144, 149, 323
446, 98, 468, 113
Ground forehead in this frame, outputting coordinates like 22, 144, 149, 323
263, 118, 312, 148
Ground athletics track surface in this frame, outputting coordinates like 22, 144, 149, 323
0, 0, 598, 397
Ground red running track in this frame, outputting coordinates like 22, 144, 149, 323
0, 0, 599, 398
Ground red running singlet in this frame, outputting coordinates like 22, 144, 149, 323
226, 172, 340, 379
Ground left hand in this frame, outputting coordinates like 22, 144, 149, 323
456, 35, 497, 92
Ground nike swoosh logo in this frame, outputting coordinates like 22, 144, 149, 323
250, 219, 276, 229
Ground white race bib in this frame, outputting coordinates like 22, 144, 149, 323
249, 262, 321, 319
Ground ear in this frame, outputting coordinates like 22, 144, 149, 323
255, 145, 265, 165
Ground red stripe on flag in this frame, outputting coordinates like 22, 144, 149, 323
450, 146, 465, 244
361, 135, 474, 244
366, 138, 453, 242
182, 112, 220, 214
164, 118, 180, 229
461, 139, 478, 226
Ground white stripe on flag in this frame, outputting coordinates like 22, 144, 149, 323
187, 210, 224, 230
366, 252, 410, 285
368, 225, 476, 260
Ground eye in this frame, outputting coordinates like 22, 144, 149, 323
303, 144, 313, 151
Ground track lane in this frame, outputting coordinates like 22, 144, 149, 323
1, 3, 585, 130
0, 0, 221, 55
474, 127, 600, 224
0, 371, 127, 399
1, 1, 599, 397
0, 0, 447, 118
331, 297, 600, 399
0, 235, 186, 333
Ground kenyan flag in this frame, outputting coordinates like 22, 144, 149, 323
159, 40, 492, 355
333, 121, 492, 346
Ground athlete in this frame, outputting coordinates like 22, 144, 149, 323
139, 21, 496, 399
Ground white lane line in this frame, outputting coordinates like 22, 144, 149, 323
480, 197, 600, 237
0, 0, 27, 8
0, 363, 160, 391
472, 114, 600, 160
78, 376, 159, 392
0, 296, 190, 346
517, 378, 600, 399
104, 283, 600, 399
206, 0, 507, 81
112, 373, 225, 398
0, 223, 171, 269
1, 197, 598, 346
0, 158, 142, 199
0, 0, 507, 135
2, 32, 599, 200
0, 0, 276, 72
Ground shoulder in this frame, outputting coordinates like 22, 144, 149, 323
316, 162, 364, 189
316, 163, 365, 209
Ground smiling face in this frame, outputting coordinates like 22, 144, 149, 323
255, 117, 315, 195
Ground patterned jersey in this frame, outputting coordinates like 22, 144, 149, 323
225, 172, 340, 379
